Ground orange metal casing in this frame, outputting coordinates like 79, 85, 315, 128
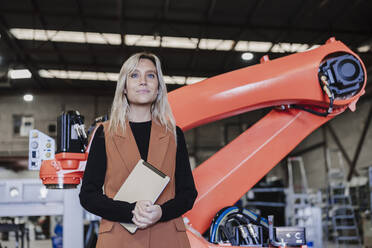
40, 152, 87, 187
168, 38, 367, 240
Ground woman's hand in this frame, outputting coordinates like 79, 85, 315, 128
145, 204, 162, 223
132, 200, 162, 229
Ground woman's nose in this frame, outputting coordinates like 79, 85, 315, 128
139, 75, 147, 85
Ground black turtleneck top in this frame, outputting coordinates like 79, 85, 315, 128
79, 121, 198, 223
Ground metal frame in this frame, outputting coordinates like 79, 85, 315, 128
0, 179, 83, 248
324, 101, 372, 181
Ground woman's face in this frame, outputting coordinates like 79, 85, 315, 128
125, 58, 159, 107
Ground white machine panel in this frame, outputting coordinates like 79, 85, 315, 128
28, 129, 55, 170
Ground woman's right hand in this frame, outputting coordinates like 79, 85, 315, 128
132, 200, 162, 229
132, 200, 153, 229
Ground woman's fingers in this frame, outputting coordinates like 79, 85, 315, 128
145, 205, 162, 223
135, 206, 150, 218
132, 214, 147, 229
135, 200, 152, 214
132, 201, 161, 228
132, 210, 152, 225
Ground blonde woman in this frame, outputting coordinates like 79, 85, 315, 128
79, 53, 198, 248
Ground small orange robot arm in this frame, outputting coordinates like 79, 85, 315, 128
168, 38, 366, 234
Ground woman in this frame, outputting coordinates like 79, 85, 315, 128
79, 52, 198, 248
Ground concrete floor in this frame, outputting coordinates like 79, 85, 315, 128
0, 240, 367, 248
0, 239, 51, 248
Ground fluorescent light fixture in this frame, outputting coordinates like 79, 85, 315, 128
163, 76, 186, 85
198, 39, 234, 51
9, 69, 32, 79
10, 28, 121, 45
271, 43, 311, 53
241, 52, 254, 61
23, 94, 33, 102
290, 43, 309, 52
10, 28, 318, 53
39, 69, 206, 85
358, 45, 370, 53
235, 41, 273, 52
306, 44, 320, 51
161, 36, 198, 49
125, 35, 160, 47
126, 35, 198, 49
39, 69, 119, 81
186, 77, 207, 85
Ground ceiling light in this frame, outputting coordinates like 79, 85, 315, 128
39, 69, 203, 85
9, 187, 20, 198
161, 36, 198, 49
39, 69, 119, 81
163, 76, 186, 85
235, 41, 273, 52
10, 28, 121, 45
357, 45, 370, 53
11, 28, 319, 54
186, 77, 207, 85
198, 39, 234, 51
241, 52, 254, 61
23, 94, 33, 102
290, 43, 309, 52
305, 44, 320, 51
125, 35, 160, 47
38, 69, 53, 78
9, 69, 32, 79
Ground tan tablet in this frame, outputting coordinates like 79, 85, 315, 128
114, 159, 170, 233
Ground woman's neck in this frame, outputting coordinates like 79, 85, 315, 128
128, 105, 152, 122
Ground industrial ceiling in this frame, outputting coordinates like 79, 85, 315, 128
0, 0, 371, 96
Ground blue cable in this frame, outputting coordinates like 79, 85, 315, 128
210, 206, 239, 243
210, 207, 269, 243
242, 208, 269, 229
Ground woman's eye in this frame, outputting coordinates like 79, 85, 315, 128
147, 73, 156, 79
130, 73, 138, 78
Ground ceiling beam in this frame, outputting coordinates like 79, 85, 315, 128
1, 9, 369, 39
187, 0, 215, 71
221, 0, 266, 72
75, 0, 100, 73
29, 0, 69, 72
0, 16, 48, 88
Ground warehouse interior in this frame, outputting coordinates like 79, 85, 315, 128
1, 0, 372, 247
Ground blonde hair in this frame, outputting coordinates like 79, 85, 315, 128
108, 52, 177, 140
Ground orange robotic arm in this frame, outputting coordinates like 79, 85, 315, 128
168, 37, 366, 236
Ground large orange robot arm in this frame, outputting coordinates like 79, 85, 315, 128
168, 38, 366, 235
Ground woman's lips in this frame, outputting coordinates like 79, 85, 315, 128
137, 89, 150, 94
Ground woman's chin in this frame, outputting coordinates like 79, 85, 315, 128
130, 101, 153, 107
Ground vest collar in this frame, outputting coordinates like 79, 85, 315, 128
112, 119, 170, 173
114, 119, 167, 139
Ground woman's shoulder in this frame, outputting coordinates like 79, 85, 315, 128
176, 126, 183, 135
91, 120, 109, 139
91, 124, 105, 139
175, 126, 186, 141
101, 120, 110, 129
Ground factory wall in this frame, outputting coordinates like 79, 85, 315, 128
0, 94, 112, 156
1, 93, 371, 192
294, 99, 372, 189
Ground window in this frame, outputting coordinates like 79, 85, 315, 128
13, 115, 34, 137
